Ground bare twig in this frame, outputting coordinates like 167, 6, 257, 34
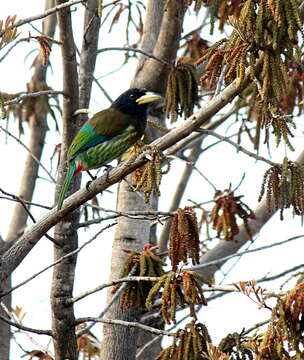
69, 275, 160, 305
0, 313, 52, 336
0, 188, 36, 224
198, 129, 277, 167
0, 126, 56, 183
0, 223, 117, 298
7, 0, 87, 32
0, 38, 29, 63
76, 265, 138, 338
75, 317, 173, 337
3, 90, 66, 106
0, 195, 51, 210
188, 235, 304, 272
97, 46, 170, 66
242, 318, 270, 335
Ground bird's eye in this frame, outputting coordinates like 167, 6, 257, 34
130, 94, 135, 100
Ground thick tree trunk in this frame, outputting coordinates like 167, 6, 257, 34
51, 1, 80, 358
0, 2, 56, 358
51, 1, 100, 358
101, 1, 187, 359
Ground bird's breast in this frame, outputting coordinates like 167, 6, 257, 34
75, 126, 140, 170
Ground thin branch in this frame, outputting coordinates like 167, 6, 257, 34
0, 188, 58, 245
0, 301, 53, 357
166, 104, 241, 157
70, 261, 301, 306
0, 188, 36, 224
257, 263, 304, 285
78, 208, 174, 228
188, 234, 304, 272
76, 265, 138, 338
193, 165, 217, 191
3, 90, 66, 106
97, 46, 170, 66
9, 0, 87, 32
0, 125, 56, 183
0, 195, 52, 210
75, 317, 173, 337
242, 318, 270, 335
181, 7, 211, 40
0, 313, 52, 337
68, 275, 160, 305
199, 129, 277, 167
207, 264, 304, 303
0, 38, 29, 63
214, 64, 228, 97
0, 223, 117, 298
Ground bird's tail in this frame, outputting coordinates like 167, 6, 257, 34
57, 162, 76, 210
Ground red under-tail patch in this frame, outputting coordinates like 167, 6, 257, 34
74, 162, 83, 177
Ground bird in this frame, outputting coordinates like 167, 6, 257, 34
57, 88, 161, 210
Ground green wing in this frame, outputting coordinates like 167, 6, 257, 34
67, 108, 132, 161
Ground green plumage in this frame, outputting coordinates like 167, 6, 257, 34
57, 88, 161, 210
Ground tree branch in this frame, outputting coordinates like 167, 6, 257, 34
68, 275, 160, 305
3, 90, 66, 106
189, 234, 304, 272
0, 125, 56, 183
97, 46, 170, 66
12, 0, 86, 31
0, 313, 52, 337
0, 72, 260, 283
199, 129, 277, 167
75, 317, 173, 337
0, 223, 117, 299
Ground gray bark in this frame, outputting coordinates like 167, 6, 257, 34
101, 1, 187, 359
51, 1, 100, 358
0, 2, 56, 358
51, 0, 80, 358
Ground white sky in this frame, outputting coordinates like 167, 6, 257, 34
0, 1, 303, 358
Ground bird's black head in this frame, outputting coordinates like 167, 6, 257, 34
111, 88, 161, 124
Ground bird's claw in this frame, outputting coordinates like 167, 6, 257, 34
103, 165, 113, 184
86, 180, 93, 191
103, 165, 113, 172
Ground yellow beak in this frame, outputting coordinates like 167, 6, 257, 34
136, 92, 162, 105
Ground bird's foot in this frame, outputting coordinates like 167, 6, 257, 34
87, 170, 97, 181
86, 171, 97, 191
45, 233, 62, 247
103, 165, 113, 184
86, 180, 93, 191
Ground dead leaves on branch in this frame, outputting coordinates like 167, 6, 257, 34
30, 35, 63, 66
169, 207, 200, 271
195, 0, 303, 151
77, 324, 101, 359
1, 81, 60, 135
112, 245, 165, 311
156, 321, 213, 360
259, 157, 304, 220
211, 189, 255, 241
0, 15, 18, 50
146, 270, 210, 325
253, 281, 304, 359
232, 280, 304, 359
132, 145, 168, 202
218, 331, 254, 360
164, 58, 199, 122
101, 1, 145, 45
181, 32, 209, 61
